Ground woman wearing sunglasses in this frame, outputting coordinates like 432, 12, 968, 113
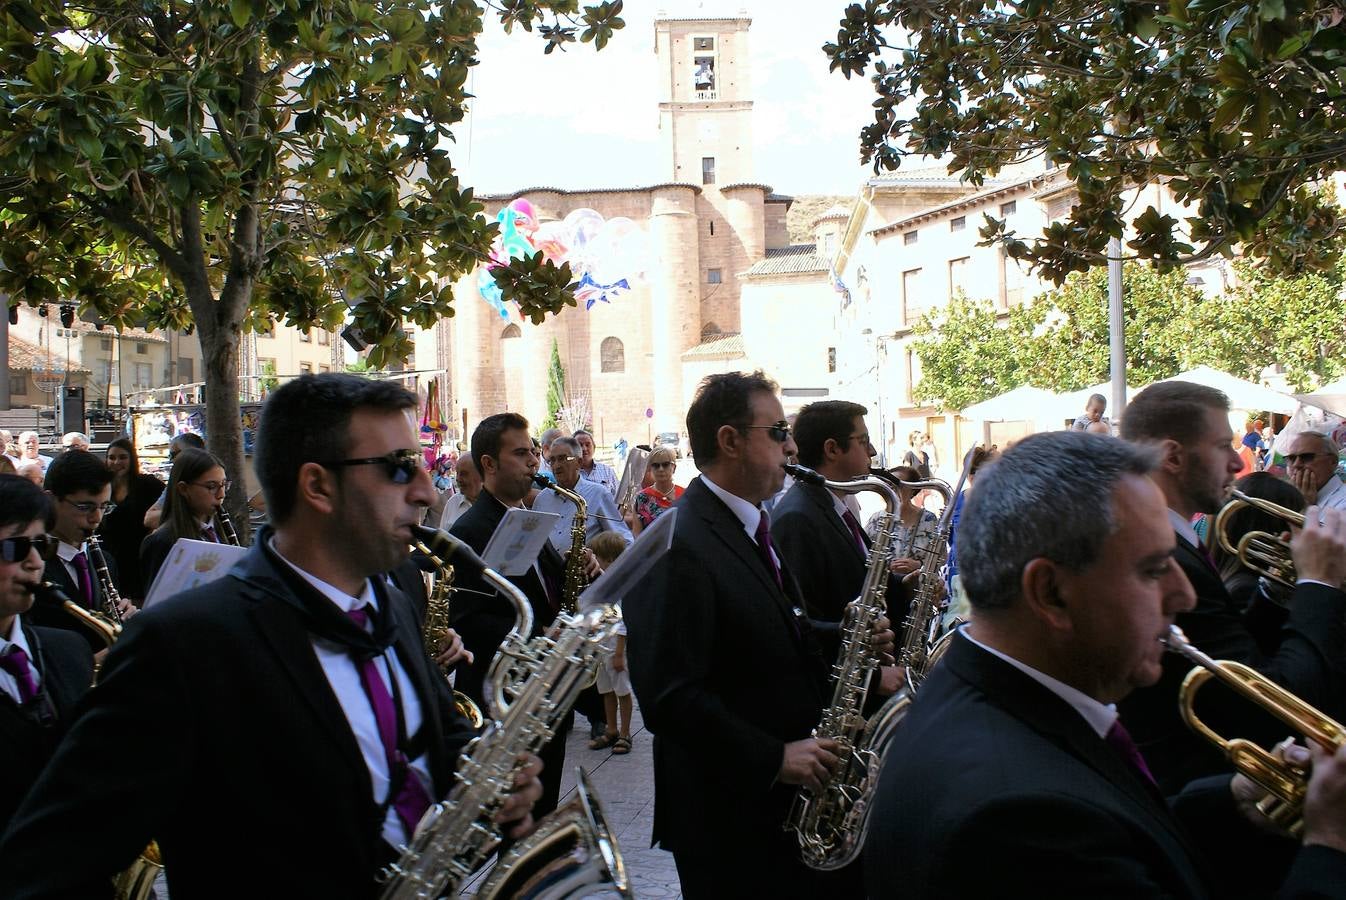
0, 474, 95, 834
631, 446, 683, 534
140, 448, 229, 592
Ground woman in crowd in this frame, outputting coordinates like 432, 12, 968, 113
631, 446, 683, 534
139, 448, 228, 591
97, 438, 165, 601
866, 464, 940, 558
943, 445, 999, 624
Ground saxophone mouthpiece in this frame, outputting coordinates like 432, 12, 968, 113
34, 580, 73, 604
782, 463, 823, 486
531, 473, 553, 489
411, 526, 489, 575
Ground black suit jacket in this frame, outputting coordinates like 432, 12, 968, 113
0, 621, 93, 834
771, 479, 911, 658
0, 535, 476, 900
447, 488, 564, 707
29, 549, 119, 651
863, 631, 1346, 899
1119, 534, 1346, 792
625, 477, 829, 855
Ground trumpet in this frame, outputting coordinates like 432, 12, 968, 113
1165, 624, 1345, 836
1212, 490, 1299, 588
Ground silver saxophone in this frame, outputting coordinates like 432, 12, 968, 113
782, 463, 910, 872
379, 526, 631, 900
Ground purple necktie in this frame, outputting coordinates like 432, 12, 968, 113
0, 646, 39, 704
203, 524, 219, 543
1106, 720, 1157, 787
1197, 540, 1219, 574
71, 551, 94, 607
755, 510, 783, 591
842, 508, 867, 554
345, 606, 433, 837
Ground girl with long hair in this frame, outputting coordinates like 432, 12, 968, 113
97, 437, 166, 601
139, 448, 228, 591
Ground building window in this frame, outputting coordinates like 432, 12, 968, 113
694, 36, 715, 51
1000, 246, 1026, 309
318, 329, 330, 345
178, 357, 193, 381
501, 324, 521, 339
135, 342, 148, 355
1046, 192, 1078, 221
299, 362, 313, 375
905, 349, 918, 405
1000, 200, 1017, 217
319, 365, 331, 374
701, 322, 722, 340
11, 376, 26, 396
709, 221, 715, 236
600, 337, 625, 373
948, 256, 971, 300
300, 329, 312, 343
950, 216, 966, 232
133, 362, 152, 389
903, 230, 918, 246
707, 268, 722, 284
702, 157, 716, 185
902, 268, 923, 325
100, 338, 112, 351
827, 347, 837, 374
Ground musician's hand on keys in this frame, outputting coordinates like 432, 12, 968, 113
779, 738, 841, 794
495, 754, 545, 839
433, 627, 474, 668
878, 665, 906, 696
1231, 738, 1302, 834
117, 599, 139, 620
582, 547, 603, 579
1303, 740, 1346, 853
871, 615, 896, 665
1292, 506, 1346, 587
890, 557, 920, 577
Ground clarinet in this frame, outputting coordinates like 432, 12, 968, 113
213, 504, 242, 546
84, 534, 125, 624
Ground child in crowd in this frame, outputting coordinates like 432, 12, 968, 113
587, 531, 634, 754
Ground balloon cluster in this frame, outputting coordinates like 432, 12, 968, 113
478, 199, 651, 317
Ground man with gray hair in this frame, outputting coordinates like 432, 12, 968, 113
1282, 428, 1345, 511
60, 432, 90, 453
534, 436, 631, 548
1119, 380, 1346, 793
863, 431, 1346, 898
537, 427, 564, 477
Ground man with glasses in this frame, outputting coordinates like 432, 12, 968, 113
448, 411, 571, 820
1, 374, 542, 897
574, 428, 618, 497
30, 450, 135, 649
0, 475, 94, 834
534, 436, 632, 550
625, 371, 894, 899
1283, 429, 1346, 511
1119, 381, 1346, 794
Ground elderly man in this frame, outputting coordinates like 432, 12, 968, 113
863, 431, 1346, 899
537, 427, 564, 478
1284, 428, 1346, 510
1120, 381, 1346, 792
15, 431, 52, 475
437, 452, 482, 531
574, 428, 618, 496
534, 436, 632, 550
60, 432, 90, 453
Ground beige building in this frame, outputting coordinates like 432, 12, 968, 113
238, 322, 344, 401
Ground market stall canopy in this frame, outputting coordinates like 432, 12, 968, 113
960, 385, 1063, 424
1159, 366, 1300, 415
1294, 375, 1346, 417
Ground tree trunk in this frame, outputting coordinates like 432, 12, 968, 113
199, 318, 250, 541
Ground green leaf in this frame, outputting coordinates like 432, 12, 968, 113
230, 0, 251, 28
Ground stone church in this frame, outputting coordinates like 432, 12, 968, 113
424, 14, 844, 449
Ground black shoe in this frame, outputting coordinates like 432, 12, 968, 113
589, 720, 606, 740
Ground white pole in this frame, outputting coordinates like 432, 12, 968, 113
1108, 237, 1126, 422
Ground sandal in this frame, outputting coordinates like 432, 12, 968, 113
612, 736, 632, 755
589, 732, 617, 750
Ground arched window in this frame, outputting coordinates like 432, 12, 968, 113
501, 323, 521, 339
700, 322, 722, 340
600, 336, 625, 373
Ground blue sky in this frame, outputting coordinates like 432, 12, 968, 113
452, 0, 883, 196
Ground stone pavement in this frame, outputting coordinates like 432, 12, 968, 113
463, 704, 682, 897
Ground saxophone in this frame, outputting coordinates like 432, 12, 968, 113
84, 534, 126, 624
531, 473, 588, 614
30, 581, 162, 900
409, 537, 484, 729
782, 463, 910, 871
380, 526, 630, 900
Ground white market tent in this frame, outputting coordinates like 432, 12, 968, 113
1159, 366, 1300, 414
960, 385, 1062, 424
1295, 375, 1346, 417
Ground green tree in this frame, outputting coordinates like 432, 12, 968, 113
258, 358, 278, 396
543, 338, 565, 431
826, 0, 1346, 283
0, 0, 624, 523
910, 293, 1044, 410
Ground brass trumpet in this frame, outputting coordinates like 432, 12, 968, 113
1212, 490, 1300, 588
1165, 624, 1345, 836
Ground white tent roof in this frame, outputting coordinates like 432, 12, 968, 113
960, 385, 1062, 423
1160, 366, 1301, 414
1294, 374, 1346, 417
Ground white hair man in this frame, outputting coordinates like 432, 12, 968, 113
15, 432, 52, 475
60, 432, 90, 453
1283, 429, 1345, 510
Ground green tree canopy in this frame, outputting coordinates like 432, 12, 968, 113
826, 0, 1346, 282
543, 337, 565, 431
0, 0, 624, 522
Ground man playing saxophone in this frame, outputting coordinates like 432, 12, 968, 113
0, 374, 543, 899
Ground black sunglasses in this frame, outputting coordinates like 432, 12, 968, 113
1, 534, 58, 563
321, 450, 422, 485
1284, 452, 1329, 465
649, 461, 674, 469
745, 421, 792, 443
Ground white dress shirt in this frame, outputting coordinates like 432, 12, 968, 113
1315, 475, 1346, 512
0, 614, 41, 704
961, 625, 1117, 738
438, 492, 474, 531
700, 474, 780, 568
533, 477, 633, 549
270, 543, 433, 848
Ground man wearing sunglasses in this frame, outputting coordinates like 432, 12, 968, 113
1119, 381, 1346, 797
1283, 429, 1346, 511
27, 449, 134, 650
2, 374, 542, 898
0, 475, 95, 834
625, 371, 895, 899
